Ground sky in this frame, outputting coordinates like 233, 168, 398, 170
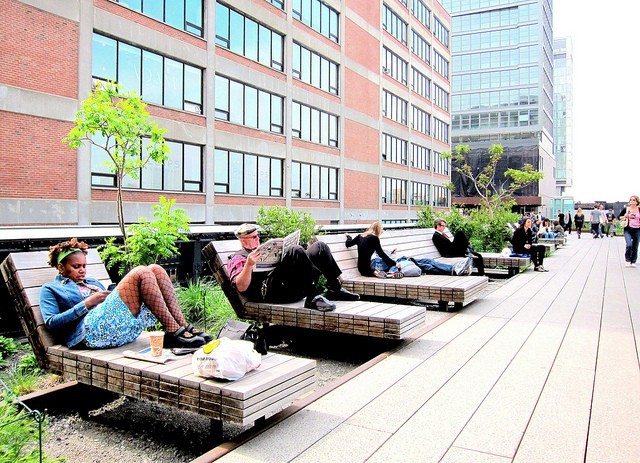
553, 1, 639, 203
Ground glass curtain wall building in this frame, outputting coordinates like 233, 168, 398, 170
551, 37, 574, 214
0, 0, 452, 226
441, 0, 556, 215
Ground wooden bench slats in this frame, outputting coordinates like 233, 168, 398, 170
2, 250, 318, 427
203, 240, 426, 340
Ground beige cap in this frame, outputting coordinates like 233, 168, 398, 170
234, 223, 259, 238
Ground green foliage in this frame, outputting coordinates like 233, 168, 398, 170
256, 206, 319, 247
0, 392, 65, 463
443, 143, 544, 216
0, 337, 19, 359
175, 279, 238, 335
99, 196, 190, 275
17, 355, 40, 376
63, 80, 169, 239
416, 204, 436, 229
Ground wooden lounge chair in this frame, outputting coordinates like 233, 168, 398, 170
201, 240, 426, 340
1, 249, 316, 427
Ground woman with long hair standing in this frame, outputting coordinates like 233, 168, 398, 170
619, 195, 640, 267
573, 208, 585, 239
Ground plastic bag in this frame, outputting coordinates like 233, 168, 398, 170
192, 338, 262, 380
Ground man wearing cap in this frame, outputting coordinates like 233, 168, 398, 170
227, 224, 359, 312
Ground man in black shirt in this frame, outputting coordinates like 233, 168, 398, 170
432, 218, 485, 276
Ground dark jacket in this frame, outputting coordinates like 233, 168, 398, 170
511, 227, 533, 254
345, 233, 395, 276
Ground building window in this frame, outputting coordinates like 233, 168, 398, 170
215, 3, 284, 71
293, 0, 339, 43
382, 133, 408, 165
382, 177, 407, 205
411, 67, 430, 100
383, 47, 408, 85
433, 84, 449, 111
411, 142, 430, 170
433, 50, 449, 78
383, 4, 408, 45
411, 105, 430, 135
411, 29, 430, 64
411, 0, 430, 30
411, 181, 430, 205
266, 0, 285, 10
383, 90, 408, 125
292, 101, 339, 147
91, 134, 203, 192
433, 151, 449, 175
114, 0, 204, 37
215, 75, 284, 134
433, 16, 449, 48
452, 109, 539, 130
432, 117, 449, 143
92, 33, 202, 114
292, 42, 339, 95
214, 148, 283, 197
453, 67, 538, 92
292, 161, 338, 200
432, 184, 449, 207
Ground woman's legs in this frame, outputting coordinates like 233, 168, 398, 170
632, 229, 640, 264
624, 229, 633, 263
625, 228, 640, 264
531, 245, 545, 267
116, 265, 182, 332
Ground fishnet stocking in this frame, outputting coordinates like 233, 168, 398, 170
117, 265, 187, 333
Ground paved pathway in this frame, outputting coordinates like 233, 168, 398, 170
213, 234, 640, 462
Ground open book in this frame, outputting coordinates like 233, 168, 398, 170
254, 229, 300, 270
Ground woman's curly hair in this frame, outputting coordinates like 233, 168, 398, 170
47, 238, 89, 268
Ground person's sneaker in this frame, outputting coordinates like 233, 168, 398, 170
632, 263, 637, 268
304, 295, 336, 312
325, 288, 360, 301
453, 257, 473, 276
626, 262, 632, 267
373, 269, 387, 279
387, 271, 404, 279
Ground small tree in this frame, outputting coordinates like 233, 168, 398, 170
63, 81, 169, 239
99, 196, 190, 275
443, 144, 544, 216
256, 206, 318, 247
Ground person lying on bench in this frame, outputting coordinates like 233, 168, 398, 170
227, 224, 359, 312
345, 221, 473, 278
40, 238, 211, 349
432, 218, 485, 276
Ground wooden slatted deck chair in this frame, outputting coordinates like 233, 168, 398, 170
201, 240, 426, 340
1, 249, 316, 428
318, 228, 492, 311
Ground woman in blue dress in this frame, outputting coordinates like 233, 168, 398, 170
40, 238, 212, 349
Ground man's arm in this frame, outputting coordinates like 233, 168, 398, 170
432, 231, 453, 256
227, 250, 261, 293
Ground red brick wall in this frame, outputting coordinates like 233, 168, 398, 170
348, 0, 381, 28
1, 112, 77, 199
344, 18, 379, 72
344, 170, 380, 209
0, 0, 78, 98
344, 120, 379, 163
344, 69, 380, 120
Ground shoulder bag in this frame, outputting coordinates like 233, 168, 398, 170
218, 319, 268, 354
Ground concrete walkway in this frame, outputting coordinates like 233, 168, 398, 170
214, 234, 640, 462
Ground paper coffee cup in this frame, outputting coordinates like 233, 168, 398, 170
149, 331, 165, 357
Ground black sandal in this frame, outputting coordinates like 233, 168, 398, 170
186, 324, 214, 343
164, 326, 206, 348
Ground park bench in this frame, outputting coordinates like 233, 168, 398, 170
1, 250, 316, 428
201, 240, 426, 340
318, 228, 499, 311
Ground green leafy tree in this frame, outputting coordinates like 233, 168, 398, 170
443, 144, 544, 216
99, 196, 190, 275
63, 81, 169, 239
256, 206, 319, 247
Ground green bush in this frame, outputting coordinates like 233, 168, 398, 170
17, 354, 41, 376
175, 279, 239, 335
99, 196, 190, 275
0, 392, 65, 463
416, 204, 436, 229
256, 206, 319, 247
0, 336, 19, 359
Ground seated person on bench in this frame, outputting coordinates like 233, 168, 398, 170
227, 224, 359, 312
346, 221, 472, 278
40, 238, 211, 349
432, 218, 485, 276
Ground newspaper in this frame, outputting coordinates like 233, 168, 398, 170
254, 229, 300, 270
122, 347, 179, 364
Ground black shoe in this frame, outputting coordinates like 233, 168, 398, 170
304, 295, 336, 312
186, 324, 214, 343
325, 288, 360, 301
164, 326, 206, 348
